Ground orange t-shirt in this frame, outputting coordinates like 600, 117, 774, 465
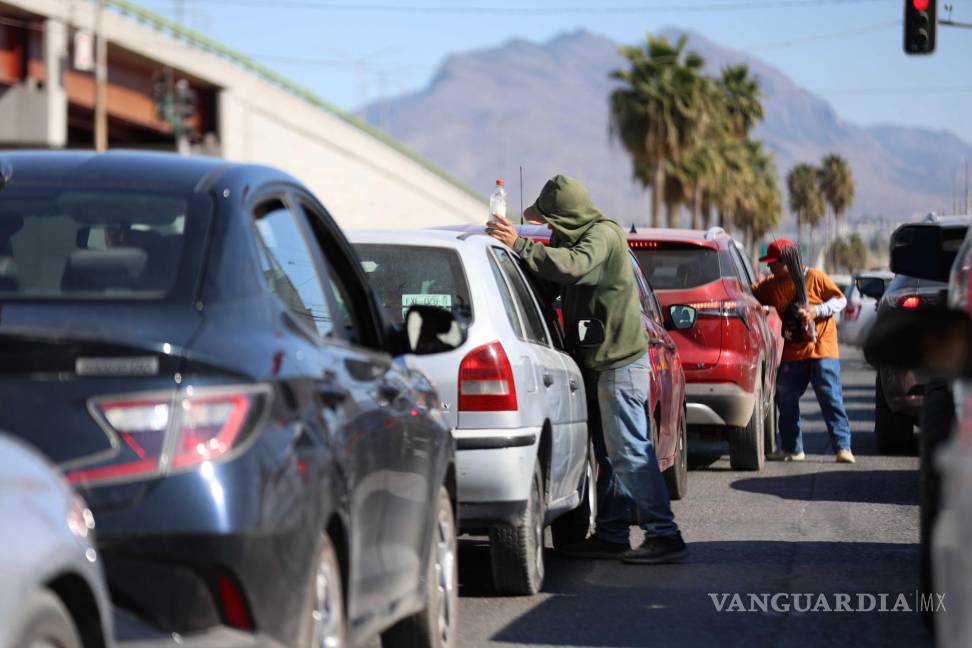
752, 268, 844, 362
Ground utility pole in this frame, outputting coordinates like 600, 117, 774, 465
94, 0, 108, 152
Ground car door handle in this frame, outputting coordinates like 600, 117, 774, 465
542, 372, 554, 388
569, 377, 579, 392
318, 382, 349, 409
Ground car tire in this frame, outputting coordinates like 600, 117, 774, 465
874, 375, 916, 455
663, 406, 689, 500
730, 382, 765, 471
489, 461, 545, 596
382, 486, 458, 648
13, 590, 82, 648
299, 533, 347, 648
551, 441, 597, 549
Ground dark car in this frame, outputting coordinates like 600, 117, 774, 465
858, 218, 967, 456
0, 151, 464, 648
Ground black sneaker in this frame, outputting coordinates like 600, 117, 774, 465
622, 534, 688, 564
558, 536, 630, 559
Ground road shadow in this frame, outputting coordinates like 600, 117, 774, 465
458, 540, 929, 647
730, 469, 919, 505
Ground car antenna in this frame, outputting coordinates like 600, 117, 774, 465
629, 223, 637, 234
519, 165, 524, 225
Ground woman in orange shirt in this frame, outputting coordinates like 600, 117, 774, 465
753, 240, 855, 464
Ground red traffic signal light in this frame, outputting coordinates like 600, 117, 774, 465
904, 0, 936, 54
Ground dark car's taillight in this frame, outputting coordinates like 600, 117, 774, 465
67, 385, 269, 487
844, 303, 862, 321
458, 341, 518, 411
884, 289, 940, 311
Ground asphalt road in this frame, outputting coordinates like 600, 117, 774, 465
452, 346, 932, 648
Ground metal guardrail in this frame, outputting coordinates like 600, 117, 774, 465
105, 0, 486, 205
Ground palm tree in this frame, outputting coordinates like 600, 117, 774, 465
787, 163, 825, 257
818, 153, 855, 258
719, 64, 764, 138
609, 34, 708, 227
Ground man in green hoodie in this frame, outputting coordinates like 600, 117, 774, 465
486, 175, 687, 564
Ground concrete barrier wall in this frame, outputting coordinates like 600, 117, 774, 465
10, 0, 487, 229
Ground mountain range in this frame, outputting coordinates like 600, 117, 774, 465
360, 29, 972, 228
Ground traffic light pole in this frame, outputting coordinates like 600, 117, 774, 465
941, 19, 972, 28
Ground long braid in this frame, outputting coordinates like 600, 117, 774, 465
781, 245, 807, 306
780, 244, 816, 343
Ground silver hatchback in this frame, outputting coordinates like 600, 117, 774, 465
350, 229, 592, 595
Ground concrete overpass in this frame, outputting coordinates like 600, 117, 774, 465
0, 0, 486, 228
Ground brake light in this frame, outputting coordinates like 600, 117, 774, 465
628, 240, 659, 249
899, 295, 921, 309
67, 386, 266, 487
689, 300, 744, 319
458, 341, 518, 411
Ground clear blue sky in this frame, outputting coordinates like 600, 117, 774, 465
137, 0, 972, 143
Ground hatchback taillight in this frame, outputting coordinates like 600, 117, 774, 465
844, 303, 862, 321
689, 300, 744, 319
458, 342, 518, 411
67, 386, 268, 487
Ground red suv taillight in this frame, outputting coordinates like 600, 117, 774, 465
458, 342, 518, 411
844, 302, 862, 321
67, 386, 268, 487
689, 300, 745, 319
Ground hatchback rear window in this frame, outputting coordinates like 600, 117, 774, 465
354, 244, 473, 326
632, 245, 722, 290
0, 187, 210, 301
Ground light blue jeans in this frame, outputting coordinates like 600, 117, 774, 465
776, 358, 852, 454
589, 352, 680, 544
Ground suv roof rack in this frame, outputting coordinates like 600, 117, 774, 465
704, 226, 726, 241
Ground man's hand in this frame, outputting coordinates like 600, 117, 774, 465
799, 306, 816, 324
486, 216, 518, 248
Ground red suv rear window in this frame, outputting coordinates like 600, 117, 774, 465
632, 245, 722, 290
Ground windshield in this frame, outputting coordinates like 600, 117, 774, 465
633, 245, 722, 290
353, 243, 473, 326
0, 187, 210, 302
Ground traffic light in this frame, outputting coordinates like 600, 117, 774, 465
904, 0, 937, 54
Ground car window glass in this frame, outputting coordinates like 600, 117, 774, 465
487, 253, 524, 337
353, 243, 473, 328
737, 245, 759, 285
729, 245, 754, 295
494, 247, 550, 346
628, 254, 655, 317
632, 246, 722, 290
252, 200, 335, 338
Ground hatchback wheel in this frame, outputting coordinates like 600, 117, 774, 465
301, 534, 346, 648
489, 462, 545, 595
14, 590, 82, 648
730, 382, 765, 471
382, 486, 457, 648
874, 375, 916, 455
551, 440, 598, 549
664, 407, 689, 500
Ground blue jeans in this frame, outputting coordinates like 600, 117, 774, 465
776, 358, 852, 454
587, 352, 679, 544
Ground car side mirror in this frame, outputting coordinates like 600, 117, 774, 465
864, 306, 972, 378
666, 305, 697, 330
576, 319, 605, 347
856, 276, 887, 300
404, 305, 468, 355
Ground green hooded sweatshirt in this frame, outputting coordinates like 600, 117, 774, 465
513, 175, 647, 372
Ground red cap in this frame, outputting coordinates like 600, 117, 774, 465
495, 179, 505, 186
759, 239, 794, 264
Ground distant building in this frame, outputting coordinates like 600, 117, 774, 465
0, 0, 486, 228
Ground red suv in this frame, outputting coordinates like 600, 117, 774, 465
628, 227, 783, 471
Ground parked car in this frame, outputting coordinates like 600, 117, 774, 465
829, 274, 851, 326
839, 270, 892, 346
510, 224, 689, 499
0, 433, 113, 648
862, 215, 972, 643
0, 151, 464, 648
626, 227, 783, 471
859, 271, 950, 454
350, 228, 591, 595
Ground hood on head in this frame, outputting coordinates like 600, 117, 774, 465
534, 175, 607, 244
